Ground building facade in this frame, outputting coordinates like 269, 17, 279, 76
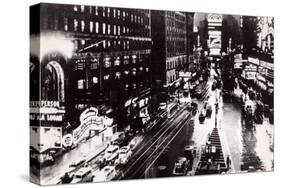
38, 4, 153, 131
151, 10, 187, 88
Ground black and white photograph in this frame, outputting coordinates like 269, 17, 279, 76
29, 3, 274, 185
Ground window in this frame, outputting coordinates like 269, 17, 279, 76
89, 6, 92, 14
108, 24, 111, 34
92, 77, 98, 84
123, 26, 126, 34
81, 40, 85, 46
73, 5, 78, 11
95, 22, 99, 33
113, 9, 116, 18
103, 7, 106, 17
104, 74, 110, 80
90, 21, 93, 32
81, 5, 84, 12
118, 26, 120, 35
113, 25, 116, 35
103, 23, 106, 34
107, 8, 110, 17
81, 20, 85, 32
64, 18, 68, 31
95, 7, 98, 15
117, 10, 120, 19
74, 19, 78, 31
78, 80, 84, 89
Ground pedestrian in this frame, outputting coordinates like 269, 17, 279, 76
226, 155, 231, 171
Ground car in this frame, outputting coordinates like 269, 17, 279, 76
159, 102, 167, 110
111, 132, 127, 147
70, 167, 92, 184
93, 166, 117, 182
199, 110, 206, 123
68, 159, 86, 172
205, 104, 212, 117
172, 157, 190, 176
115, 146, 133, 165
103, 145, 119, 164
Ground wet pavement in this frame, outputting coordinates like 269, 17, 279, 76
143, 78, 273, 178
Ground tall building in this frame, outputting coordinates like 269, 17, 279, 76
38, 3, 153, 131
151, 10, 187, 88
186, 12, 195, 71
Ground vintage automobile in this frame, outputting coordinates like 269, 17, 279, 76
67, 159, 86, 173
172, 157, 190, 176
242, 100, 255, 128
93, 166, 117, 182
115, 146, 133, 165
70, 167, 92, 184
199, 110, 206, 123
204, 102, 212, 117
103, 145, 119, 164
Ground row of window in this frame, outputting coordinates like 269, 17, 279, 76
75, 56, 149, 71
77, 69, 150, 90
73, 5, 149, 25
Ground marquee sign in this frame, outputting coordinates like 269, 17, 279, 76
73, 107, 105, 144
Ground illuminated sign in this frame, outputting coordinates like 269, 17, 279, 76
208, 14, 223, 23
73, 107, 105, 144
30, 100, 65, 122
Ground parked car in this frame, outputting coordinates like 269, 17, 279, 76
103, 145, 119, 164
115, 146, 133, 165
67, 159, 86, 172
70, 167, 92, 184
93, 166, 117, 182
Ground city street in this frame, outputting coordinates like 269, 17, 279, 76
29, 5, 274, 185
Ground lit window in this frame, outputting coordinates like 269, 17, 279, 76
89, 6, 92, 14
113, 25, 116, 35
103, 7, 106, 17
107, 8, 110, 17
104, 75, 110, 80
113, 9, 116, 18
118, 26, 120, 35
92, 77, 98, 84
74, 19, 78, 31
81, 40, 85, 46
81, 5, 84, 12
117, 10, 120, 19
123, 26, 126, 34
95, 7, 98, 15
81, 20, 85, 32
73, 5, 78, 11
103, 23, 106, 34
78, 80, 84, 89
95, 22, 99, 33
90, 21, 93, 32
64, 18, 68, 31
108, 24, 111, 34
